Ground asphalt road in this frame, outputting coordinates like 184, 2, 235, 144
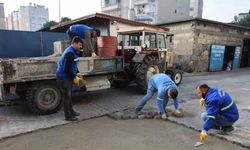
0, 117, 247, 150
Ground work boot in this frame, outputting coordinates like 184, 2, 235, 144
72, 110, 80, 116
221, 126, 234, 132
210, 125, 221, 130
65, 116, 78, 121
135, 108, 142, 115
164, 111, 169, 117
217, 126, 234, 135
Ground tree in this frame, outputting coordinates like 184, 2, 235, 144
60, 17, 71, 23
237, 15, 250, 27
42, 21, 58, 29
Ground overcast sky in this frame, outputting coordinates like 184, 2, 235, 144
1, 0, 250, 23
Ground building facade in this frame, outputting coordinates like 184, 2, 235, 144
189, 0, 203, 18
159, 19, 250, 72
101, 0, 203, 24
237, 10, 250, 21
0, 3, 5, 29
6, 3, 48, 31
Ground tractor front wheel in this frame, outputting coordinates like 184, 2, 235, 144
170, 69, 183, 85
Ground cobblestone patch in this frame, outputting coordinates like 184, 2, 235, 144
108, 107, 184, 120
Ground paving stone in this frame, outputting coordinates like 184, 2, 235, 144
154, 115, 161, 119
138, 115, 146, 119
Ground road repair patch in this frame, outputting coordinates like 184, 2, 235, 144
107, 107, 184, 120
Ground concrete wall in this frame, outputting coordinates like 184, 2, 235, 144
164, 20, 250, 72
193, 21, 250, 72
109, 21, 140, 36
157, 0, 191, 24
164, 22, 195, 72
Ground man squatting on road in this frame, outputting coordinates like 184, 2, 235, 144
197, 84, 239, 141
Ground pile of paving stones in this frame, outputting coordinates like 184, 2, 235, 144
108, 107, 182, 120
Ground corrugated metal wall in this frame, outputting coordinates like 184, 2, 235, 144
0, 30, 68, 58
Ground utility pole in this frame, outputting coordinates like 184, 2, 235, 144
59, 0, 61, 22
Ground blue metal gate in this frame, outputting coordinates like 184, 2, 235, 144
0, 30, 68, 58
209, 45, 225, 72
233, 47, 241, 70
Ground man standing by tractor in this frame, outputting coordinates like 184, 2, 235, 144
135, 73, 183, 120
67, 24, 100, 57
197, 84, 239, 141
56, 37, 84, 121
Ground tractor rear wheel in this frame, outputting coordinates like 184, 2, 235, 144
135, 55, 163, 93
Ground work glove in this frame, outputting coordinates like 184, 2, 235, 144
73, 76, 83, 87
161, 113, 168, 120
199, 98, 205, 107
200, 130, 207, 141
91, 52, 97, 57
172, 109, 183, 117
76, 73, 83, 79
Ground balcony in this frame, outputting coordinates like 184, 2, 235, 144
135, 14, 153, 21
134, 0, 149, 6
101, 3, 120, 12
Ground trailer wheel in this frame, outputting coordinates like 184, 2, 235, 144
171, 70, 182, 85
135, 55, 163, 93
26, 82, 62, 115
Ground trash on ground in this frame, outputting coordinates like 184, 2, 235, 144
193, 141, 204, 147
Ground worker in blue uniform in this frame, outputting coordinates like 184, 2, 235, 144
197, 84, 239, 141
56, 37, 84, 121
67, 24, 100, 57
135, 73, 182, 120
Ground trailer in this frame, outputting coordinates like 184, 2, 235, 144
0, 56, 123, 115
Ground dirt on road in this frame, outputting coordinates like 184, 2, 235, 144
0, 117, 247, 150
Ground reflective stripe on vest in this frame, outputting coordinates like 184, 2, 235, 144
221, 100, 234, 111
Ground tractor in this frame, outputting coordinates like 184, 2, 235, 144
113, 26, 182, 92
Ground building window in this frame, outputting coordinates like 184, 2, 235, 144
166, 34, 174, 44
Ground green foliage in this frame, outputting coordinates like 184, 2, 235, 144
237, 15, 250, 27
42, 21, 58, 29
41, 17, 71, 30
60, 17, 71, 23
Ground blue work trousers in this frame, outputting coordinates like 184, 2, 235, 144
201, 112, 234, 127
136, 80, 168, 114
